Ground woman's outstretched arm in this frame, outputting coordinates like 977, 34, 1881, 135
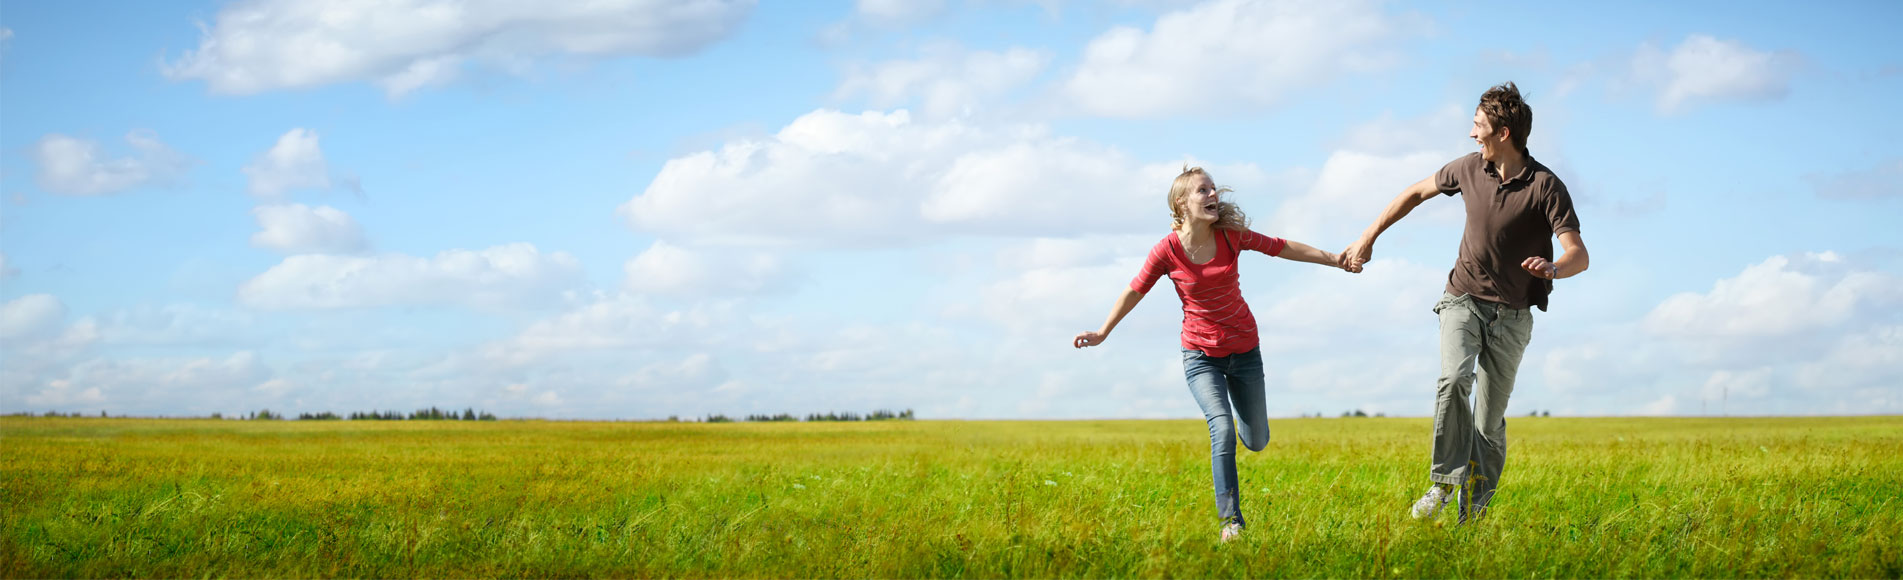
1074, 288, 1145, 348
1276, 240, 1343, 269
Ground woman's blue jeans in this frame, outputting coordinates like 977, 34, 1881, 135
1182, 346, 1270, 526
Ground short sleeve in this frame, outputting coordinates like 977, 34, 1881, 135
1434, 153, 1479, 196
1545, 180, 1581, 235
1235, 229, 1286, 257
1129, 237, 1174, 293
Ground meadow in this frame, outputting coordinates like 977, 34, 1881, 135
2, 416, 1898, 578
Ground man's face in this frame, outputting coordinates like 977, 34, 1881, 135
1470, 108, 1506, 162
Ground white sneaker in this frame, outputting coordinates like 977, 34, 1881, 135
1410, 485, 1453, 520
1220, 522, 1244, 543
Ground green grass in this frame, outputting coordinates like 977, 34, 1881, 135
2, 416, 1898, 578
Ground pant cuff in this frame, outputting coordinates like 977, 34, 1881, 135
1429, 474, 1462, 486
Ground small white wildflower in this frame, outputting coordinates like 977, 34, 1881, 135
1043, 480, 1058, 487
793, 484, 807, 490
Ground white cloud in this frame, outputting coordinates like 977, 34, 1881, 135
835, 43, 1049, 118
1635, 394, 1678, 416
250, 203, 370, 254
1808, 158, 1903, 200
238, 243, 583, 310
162, 0, 756, 97
1642, 253, 1896, 339
0, 294, 66, 343
619, 353, 726, 390
1256, 105, 1468, 242
1632, 34, 1797, 114
1702, 367, 1773, 401
16, 352, 272, 413
854, 0, 946, 27
1795, 325, 1903, 392
1544, 252, 1903, 415
1061, 0, 1414, 118
496, 293, 728, 354
620, 108, 1266, 246
253, 377, 297, 396
244, 129, 353, 199
87, 304, 259, 347
30, 131, 191, 196
622, 241, 786, 297
977, 244, 1148, 335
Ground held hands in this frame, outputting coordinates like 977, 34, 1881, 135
1336, 238, 1372, 274
1072, 330, 1106, 349
1521, 256, 1558, 280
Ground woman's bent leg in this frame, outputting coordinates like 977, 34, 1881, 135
1228, 347, 1271, 452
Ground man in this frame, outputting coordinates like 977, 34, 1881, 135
1338, 82, 1589, 522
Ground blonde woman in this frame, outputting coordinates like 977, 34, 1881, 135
1074, 166, 1348, 542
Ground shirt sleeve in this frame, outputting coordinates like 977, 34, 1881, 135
1545, 180, 1581, 235
1236, 229, 1287, 257
1129, 237, 1174, 294
1434, 153, 1478, 196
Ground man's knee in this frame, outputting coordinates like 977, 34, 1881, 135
1436, 370, 1475, 396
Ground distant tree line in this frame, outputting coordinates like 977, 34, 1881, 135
317, 407, 497, 421
695, 409, 916, 423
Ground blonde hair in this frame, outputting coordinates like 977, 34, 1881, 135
1168, 166, 1249, 231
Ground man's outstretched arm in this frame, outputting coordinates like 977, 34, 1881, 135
1338, 177, 1441, 272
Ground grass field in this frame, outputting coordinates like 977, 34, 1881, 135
2, 416, 1898, 578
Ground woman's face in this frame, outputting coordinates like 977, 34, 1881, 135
1180, 174, 1221, 226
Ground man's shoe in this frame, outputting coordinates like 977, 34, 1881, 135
1410, 485, 1453, 520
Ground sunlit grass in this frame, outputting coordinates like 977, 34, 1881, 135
2, 416, 1898, 578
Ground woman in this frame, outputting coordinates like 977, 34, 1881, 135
1072, 166, 1345, 542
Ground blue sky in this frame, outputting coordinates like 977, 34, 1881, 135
2, 0, 1899, 419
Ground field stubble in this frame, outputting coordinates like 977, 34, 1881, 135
2, 416, 1898, 578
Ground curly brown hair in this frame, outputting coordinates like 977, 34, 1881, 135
1478, 82, 1533, 156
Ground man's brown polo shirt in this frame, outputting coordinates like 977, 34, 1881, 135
1433, 152, 1581, 311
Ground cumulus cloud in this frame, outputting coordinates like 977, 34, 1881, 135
16, 352, 272, 414
162, 0, 756, 97
30, 131, 192, 196
250, 203, 370, 254
244, 129, 357, 199
622, 241, 787, 297
0, 294, 67, 343
1807, 158, 1903, 200
1544, 251, 1903, 415
1642, 252, 1896, 340
238, 243, 583, 310
1060, 0, 1416, 118
488, 293, 732, 360
1257, 105, 1469, 242
835, 43, 1050, 118
619, 108, 1266, 246
1632, 34, 1798, 114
